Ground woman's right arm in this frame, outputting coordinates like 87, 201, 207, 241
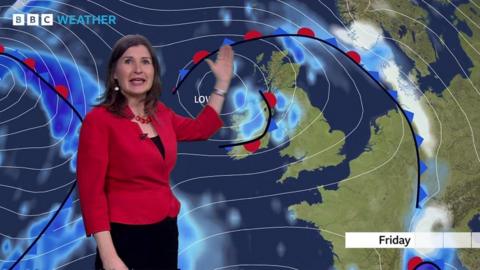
94, 231, 128, 270
77, 111, 110, 235
76, 110, 127, 269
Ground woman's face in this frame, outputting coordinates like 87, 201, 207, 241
114, 45, 154, 100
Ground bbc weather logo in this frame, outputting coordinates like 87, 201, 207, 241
12, 13, 117, 26
12, 13, 53, 26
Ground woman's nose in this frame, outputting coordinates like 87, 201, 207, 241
133, 62, 143, 73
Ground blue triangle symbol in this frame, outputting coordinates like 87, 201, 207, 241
268, 120, 278, 132
179, 69, 189, 80
415, 134, 424, 146
404, 110, 414, 123
368, 70, 380, 81
419, 185, 428, 203
325, 38, 338, 47
420, 161, 427, 175
222, 38, 234, 46
273, 27, 288, 35
387, 90, 398, 100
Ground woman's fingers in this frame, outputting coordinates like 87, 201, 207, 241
218, 45, 233, 63
205, 58, 214, 69
205, 46, 234, 81
223, 45, 233, 62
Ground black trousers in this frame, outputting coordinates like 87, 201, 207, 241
95, 217, 179, 270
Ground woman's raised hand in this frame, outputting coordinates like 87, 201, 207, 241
205, 45, 234, 90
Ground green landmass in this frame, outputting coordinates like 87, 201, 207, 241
336, 1, 480, 268
228, 51, 346, 182
336, 0, 436, 78
290, 110, 416, 269
227, 51, 295, 159
425, 3, 480, 267
226, 109, 271, 160
265, 51, 345, 183
276, 87, 345, 183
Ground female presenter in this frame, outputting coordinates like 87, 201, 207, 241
76, 34, 233, 270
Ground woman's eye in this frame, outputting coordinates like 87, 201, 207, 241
124, 59, 131, 64
142, 59, 151, 64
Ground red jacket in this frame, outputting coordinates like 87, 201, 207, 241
76, 102, 223, 236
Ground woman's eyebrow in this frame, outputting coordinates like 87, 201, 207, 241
121, 56, 152, 59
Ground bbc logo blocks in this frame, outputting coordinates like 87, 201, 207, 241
12, 14, 53, 26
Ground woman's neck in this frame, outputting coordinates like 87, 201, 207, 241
127, 97, 146, 116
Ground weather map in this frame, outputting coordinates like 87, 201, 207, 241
0, 0, 479, 269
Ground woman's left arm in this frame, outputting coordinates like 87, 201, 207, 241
205, 45, 234, 114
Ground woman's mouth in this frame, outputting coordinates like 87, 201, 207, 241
129, 78, 146, 86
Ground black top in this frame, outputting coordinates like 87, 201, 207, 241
150, 135, 165, 159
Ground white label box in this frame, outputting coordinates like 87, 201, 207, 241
414, 233, 443, 248
346, 232, 415, 248
346, 232, 477, 249
471, 233, 479, 248
444, 232, 471, 248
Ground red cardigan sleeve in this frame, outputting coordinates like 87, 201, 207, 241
170, 105, 224, 141
76, 109, 110, 237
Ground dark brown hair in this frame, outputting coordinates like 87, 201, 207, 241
97, 34, 162, 117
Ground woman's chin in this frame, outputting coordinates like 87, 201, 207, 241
122, 89, 149, 98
